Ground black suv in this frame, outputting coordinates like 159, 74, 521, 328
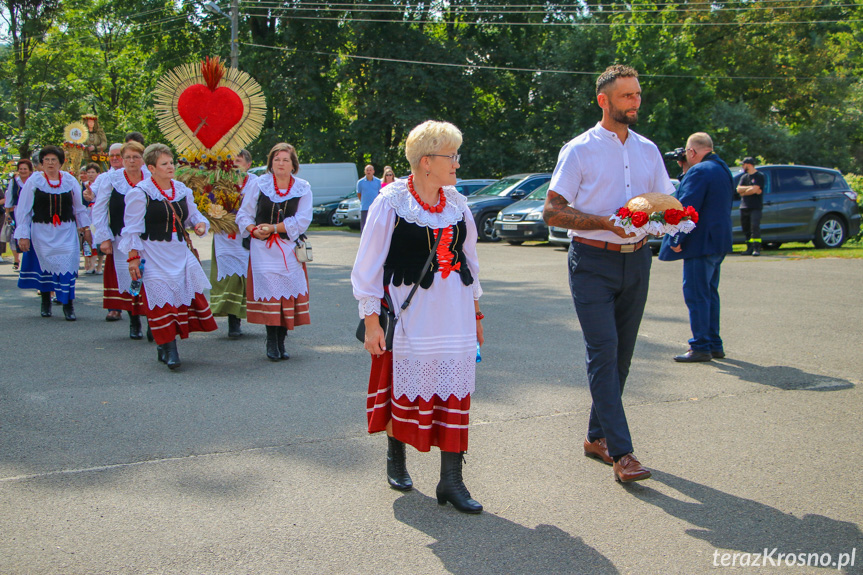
465, 173, 552, 241
647, 164, 860, 253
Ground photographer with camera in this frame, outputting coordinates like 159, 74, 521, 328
659, 133, 733, 362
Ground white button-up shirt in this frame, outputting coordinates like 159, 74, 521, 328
549, 122, 675, 244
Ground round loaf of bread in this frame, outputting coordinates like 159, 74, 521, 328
624, 192, 683, 214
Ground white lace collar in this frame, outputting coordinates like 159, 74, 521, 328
257, 173, 310, 202
107, 168, 144, 195
379, 179, 467, 227
33, 171, 77, 194
136, 177, 191, 202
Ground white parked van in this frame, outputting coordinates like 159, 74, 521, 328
248, 162, 358, 206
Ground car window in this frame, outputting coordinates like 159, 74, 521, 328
473, 176, 524, 196
525, 182, 550, 200
811, 170, 846, 190
774, 168, 816, 193
514, 177, 548, 196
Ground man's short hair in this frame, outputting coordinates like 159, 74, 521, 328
596, 65, 639, 95
687, 132, 714, 152
741, 156, 757, 166
85, 162, 102, 173
125, 132, 145, 145
109, 143, 123, 153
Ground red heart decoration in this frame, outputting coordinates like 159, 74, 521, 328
177, 84, 244, 149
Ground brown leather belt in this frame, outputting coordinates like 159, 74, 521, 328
571, 236, 648, 253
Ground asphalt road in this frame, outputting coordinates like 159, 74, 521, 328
1, 232, 861, 575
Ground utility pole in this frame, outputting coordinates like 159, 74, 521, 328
230, 0, 238, 68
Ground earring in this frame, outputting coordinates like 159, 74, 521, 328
426, 171, 430, 177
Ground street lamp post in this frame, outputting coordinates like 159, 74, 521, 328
204, 1, 238, 69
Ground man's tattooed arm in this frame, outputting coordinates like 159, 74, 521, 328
542, 190, 632, 238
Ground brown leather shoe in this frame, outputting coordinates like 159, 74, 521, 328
583, 437, 613, 465
613, 453, 652, 483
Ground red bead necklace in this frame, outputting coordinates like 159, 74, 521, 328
407, 175, 446, 213
45, 172, 62, 189
273, 172, 294, 197
123, 170, 142, 188
153, 178, 176, 201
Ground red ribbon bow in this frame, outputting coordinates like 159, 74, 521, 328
228, 232, 236, 240
266, 233, 291, 269
52, 214, 61, 227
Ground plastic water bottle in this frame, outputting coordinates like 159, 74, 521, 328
129, 259, 145, 296
82, 241, 92, 257
476, 341, 482, 363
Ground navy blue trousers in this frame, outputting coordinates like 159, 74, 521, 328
568, 241, 651, 459
682, 253, 725, 352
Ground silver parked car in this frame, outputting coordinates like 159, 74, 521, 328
333, 195, 361, 229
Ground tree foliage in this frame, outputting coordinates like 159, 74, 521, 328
2, 0, 862, 175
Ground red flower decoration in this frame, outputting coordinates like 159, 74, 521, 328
664, 208, 683, 225
631, 211, 649, 228
617, 207, 632, 219
684, 206, 699, 223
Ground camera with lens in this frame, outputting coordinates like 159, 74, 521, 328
664, 147, 687, 162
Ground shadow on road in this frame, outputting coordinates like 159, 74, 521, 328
629, 469, 862, 574
709, 358, 855, 391
393, 491, 619, 575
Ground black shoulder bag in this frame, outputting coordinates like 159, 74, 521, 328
356, 229, 443, 351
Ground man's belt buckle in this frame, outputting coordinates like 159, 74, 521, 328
620, 243, 636, 253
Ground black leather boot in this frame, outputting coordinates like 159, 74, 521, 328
129, 314, 143, 340
265, 326, 280, 361
277, 326, 289, 360
146, 326, 154, 342
436, 451, 482, 514
164, 339, 181, 370
62, 302, 76, 321
227, 314, 242, 339
386, 436, 413, 491
156, 345, 166, 364
752, 242, 761, 256
40, 292, 52, 317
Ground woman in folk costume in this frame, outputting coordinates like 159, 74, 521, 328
236, 143, 312, 361
121, 143, 217, 370
92, 141, 148, 340
209, 148, 256, 339
351, 121, 485, 514
15, 146, 92, 321
4, 158, 34, 271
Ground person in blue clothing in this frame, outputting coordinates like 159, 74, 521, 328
659, 132, 733, 363
357, 164, 381, 231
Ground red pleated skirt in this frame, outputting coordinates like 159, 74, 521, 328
141, 287, 218, 345
367, 350, 470, 453
102, 253, 146, 314
245, 263, 311, 329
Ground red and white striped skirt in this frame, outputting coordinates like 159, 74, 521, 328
141, 287, 218, 345
102, 253, 146, 314
367, 350, 470, 453
245, 263, 311, 329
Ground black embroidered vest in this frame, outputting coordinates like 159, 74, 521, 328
32, 190, 74, 224
141, 196, 188, 242
255, 194, 299, 240
383, 217, 473, 289
108, 189, 126, 238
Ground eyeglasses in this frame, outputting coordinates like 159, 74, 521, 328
427, 153, 461, 164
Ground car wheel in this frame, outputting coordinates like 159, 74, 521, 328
812, 215, 847, 248
507, 240, 524, 246
478, 213, 500, 242
329, 210, 343, 227
763, 242, 782, 250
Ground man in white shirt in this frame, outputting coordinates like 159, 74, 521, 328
543, 64, 675, 484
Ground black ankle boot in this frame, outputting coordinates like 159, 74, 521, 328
62, 302, 76, 321
436, 451, 482, 514
146, 326, 154, 342
156, 345, 166, 364
277, 326, 289, 360
40, 292, 52, 317
129, 314, 143, 340
265, 326, 280, 361
228, 314, 243, 339
164, 339, 181, 370
387, 436, 413, 491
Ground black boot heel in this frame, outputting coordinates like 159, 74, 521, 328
129, 314, 143, 340
228, 314, 242, 339
62, 303, 76, 321
277, 326, 289, 360
156, 345, 166, 364
40, 292, 52, 317
265, 326, 280, 361
386, 436, 413, 491
436, 451, 482, 514
164, 339, 181, 370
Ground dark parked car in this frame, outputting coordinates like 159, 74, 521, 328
312, 191, 355, 227
466, 173, 551, 241
454, 179, 497, 196
643, 165, 860, 253
492, 182, 549, 245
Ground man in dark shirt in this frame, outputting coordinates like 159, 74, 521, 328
737, 157, 765, 256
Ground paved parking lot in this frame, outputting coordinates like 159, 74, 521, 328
1, 232, 861, 574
